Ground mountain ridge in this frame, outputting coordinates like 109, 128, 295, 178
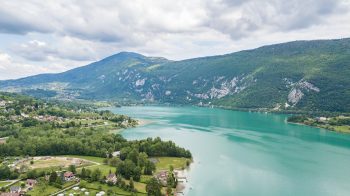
1, 38, 350, 112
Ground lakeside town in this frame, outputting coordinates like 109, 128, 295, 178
0, 155, 190, 196
0, 92, 192, 196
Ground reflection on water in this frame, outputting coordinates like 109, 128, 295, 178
109, 106, 350, 196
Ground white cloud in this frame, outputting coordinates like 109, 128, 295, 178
0, 51, 92, 80
0, 52, 48, 80
11, 37, 99, 62
0, 0, 349, 79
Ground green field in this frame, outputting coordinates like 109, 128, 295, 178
155, 157, 190, 171
1, 156, 188, 195
0, 181, 11, 187
73, 180, 147, 196
78, 164, 116, 177
27, 180, 77, 196
332, 126, 350, 133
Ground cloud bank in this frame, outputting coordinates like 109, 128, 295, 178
0, 0, 349, 79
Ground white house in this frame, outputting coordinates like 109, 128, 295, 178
112, 151, 120, 157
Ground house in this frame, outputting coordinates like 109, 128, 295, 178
20, 113, 29, 118
26, 179, 37, 187
106, 173, 117, 184
112, 151, 120, 157
155, 171, 168, 186
315, 117, 328, 122
64, 171, 75, 181
0, 100, 6, 107
9, 186, 21, 193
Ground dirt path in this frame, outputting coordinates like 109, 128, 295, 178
0, 179, 21, 188
49, 182, 80, 196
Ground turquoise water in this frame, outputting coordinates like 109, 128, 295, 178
109, 106, 350, 196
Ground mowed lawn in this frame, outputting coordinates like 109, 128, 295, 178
76, 180, 147, 196
28, 184, 60, 195
155, 157, 190, 171
27, 180, 77, 195
78, 164, 116, 176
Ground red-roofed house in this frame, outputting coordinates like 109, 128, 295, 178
64, 171, 75, 181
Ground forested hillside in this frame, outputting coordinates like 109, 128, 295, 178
1, 38, 349, 112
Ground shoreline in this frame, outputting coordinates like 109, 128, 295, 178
175, 168, 191, 195
109, 118, 153, 134
287, 120, 350, 134
137, 118, 153, 127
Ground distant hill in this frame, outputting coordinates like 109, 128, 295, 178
1, 38, 350, 112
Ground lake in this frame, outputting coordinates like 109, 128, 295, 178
109, 106, 350, 196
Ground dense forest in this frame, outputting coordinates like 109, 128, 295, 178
0, 92, 191, 158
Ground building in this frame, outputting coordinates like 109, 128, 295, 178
112, 151, 120, 157
26, 179, 37, 187
0, 100, 6, 107
106, 173, 117, 184
64, 171, 75, 181
9, 186, 21, 193
315, 117, 328, 122
155, 171, 168, 186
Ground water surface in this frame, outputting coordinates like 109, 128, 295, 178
109, 106, 350, 196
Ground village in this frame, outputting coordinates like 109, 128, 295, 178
0, 93, 192, 196
0, 154, 190, 196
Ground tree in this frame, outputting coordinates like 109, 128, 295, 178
69, 165, 76, 173
146, 177, 162, 196
186, 160, 191, 167
138, 152, 148, 168
129, 177, 135, 191
133, 166, 141, 181
91, 168, 102, 182
56, 175, 63, 185
144, 160, 156, 175
107, 189, 114, 196
19, 165, 29, 173
167, 174, 175, 188
49, 171, 58, 184
117, 160, 136, 179
127, 148, 139, 164
109, 157, 120, 167
81, 167, 87, 178
27, 169, 38, 179
166, 186, 172, 196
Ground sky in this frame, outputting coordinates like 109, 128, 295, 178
0, 0, 350, 80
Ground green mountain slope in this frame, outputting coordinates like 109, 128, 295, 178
1, 38, 349, 112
